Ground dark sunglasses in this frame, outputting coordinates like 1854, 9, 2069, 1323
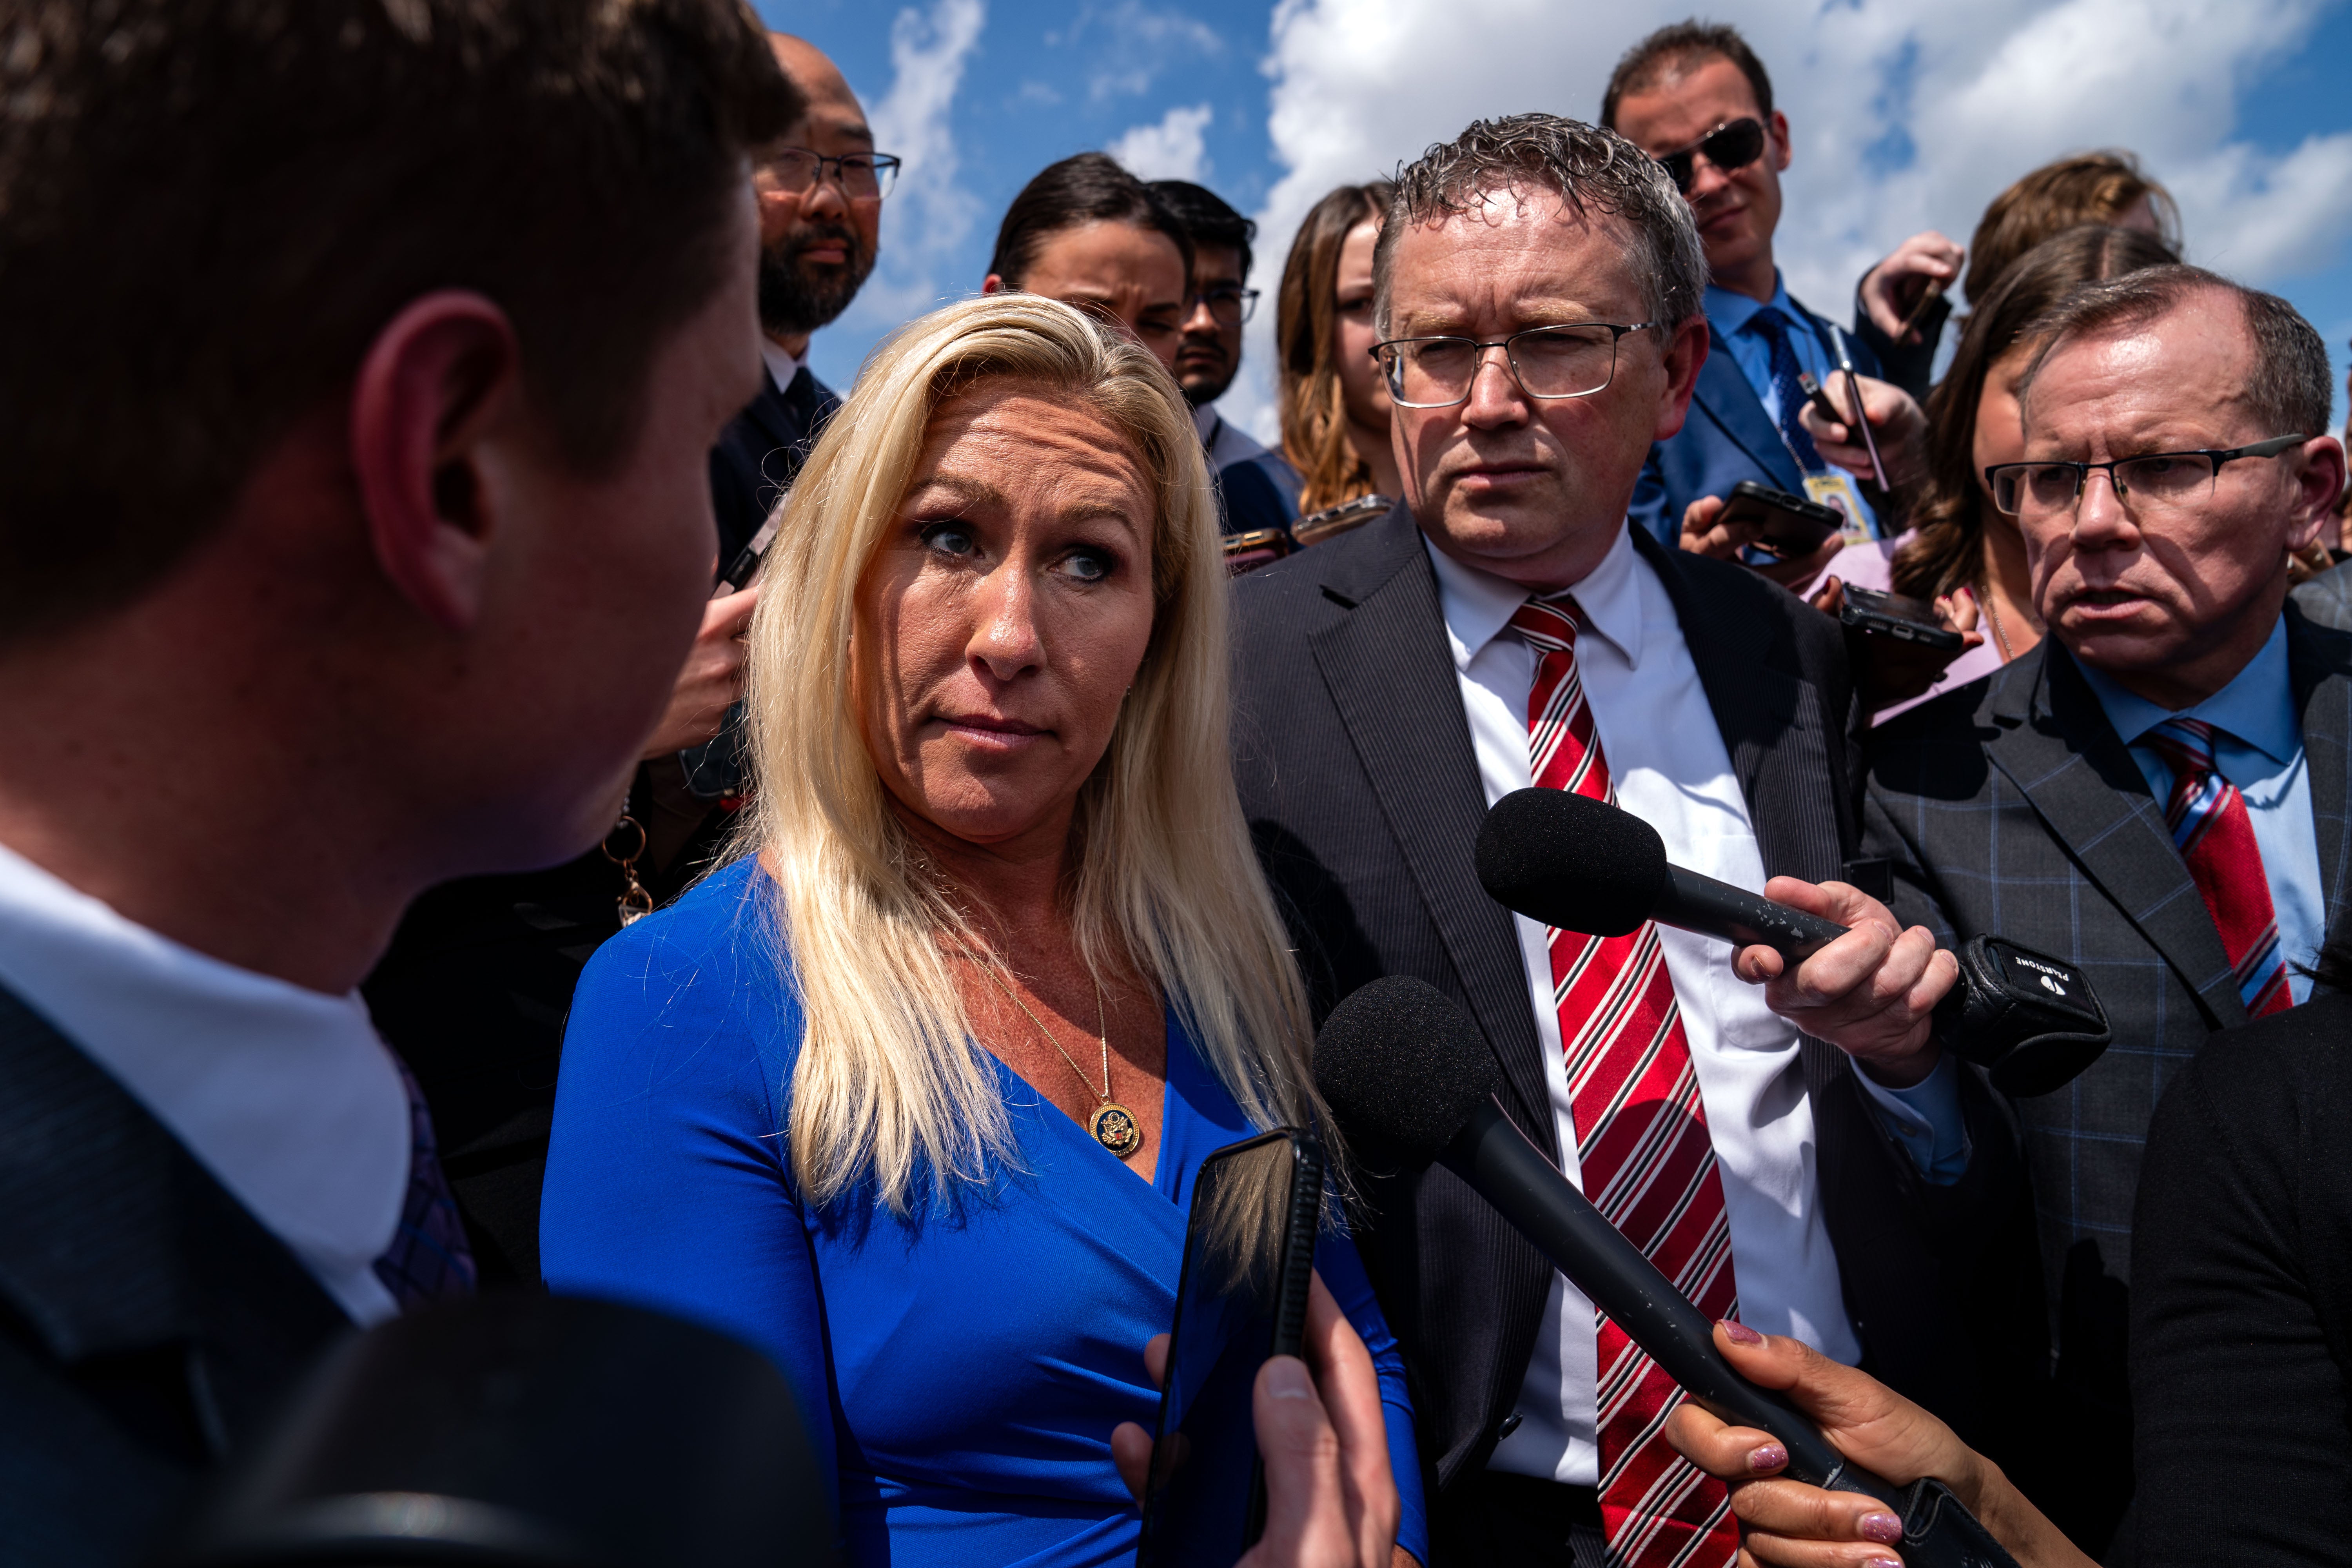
1655, 117, 1766, 195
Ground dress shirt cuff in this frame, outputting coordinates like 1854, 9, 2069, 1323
1853, 1052, 1970, 1185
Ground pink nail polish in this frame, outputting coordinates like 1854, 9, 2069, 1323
1745, 1442, 1786, 1473
1720, 1319, 1762, 1345
1859, 1512, 1903, 1544
1865, 1558, 1904, 1568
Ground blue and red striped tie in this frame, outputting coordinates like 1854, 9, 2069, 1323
1512, 595, 1740, 1568
2143, 717, 2293, 1018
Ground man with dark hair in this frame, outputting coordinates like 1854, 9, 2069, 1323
1602, 21, 1958, 563
1231, 112, 2038, 1568
710, 31, 895, 570
0, 2, 800, 1559
1864, 264, 2350, 1548
1149, 178, 1303, 538
984, 152, 1192, 373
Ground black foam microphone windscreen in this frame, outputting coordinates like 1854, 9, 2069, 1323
1314, 975, 1498, 1167
1475, 788, 1665, 938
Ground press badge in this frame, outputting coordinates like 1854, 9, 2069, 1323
1802, 470, 1874, 546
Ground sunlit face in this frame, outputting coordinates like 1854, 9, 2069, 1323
2018, 297, 2325, 698
1612, 55, 1789, 289
1969, 340, 2035, 545
854, 384, 1158, 854
993, 222, 1188, 373
1333, 220, 1389, 432
1173, 241, 1247, 405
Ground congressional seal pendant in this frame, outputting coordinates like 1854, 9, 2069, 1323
1090, 1102, 1143, 1160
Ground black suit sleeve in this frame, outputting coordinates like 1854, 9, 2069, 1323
2127, 1000, 2352, 1565
1848, 279, 1949, 405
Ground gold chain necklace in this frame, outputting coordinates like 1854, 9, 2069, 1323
974, 962, 1142, 1160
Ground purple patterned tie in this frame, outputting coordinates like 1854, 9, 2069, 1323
372, 1054, 478, 1308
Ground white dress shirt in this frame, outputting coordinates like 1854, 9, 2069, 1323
759, 337, 809, 399
1423, 524, 1865, 1487
0, 841, 410, 1324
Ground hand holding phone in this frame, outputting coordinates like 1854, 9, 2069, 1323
1794, 371, 1927, 491
1816, 579, 1985, 713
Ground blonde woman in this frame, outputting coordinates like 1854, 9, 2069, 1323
540, 294, 1425, 1568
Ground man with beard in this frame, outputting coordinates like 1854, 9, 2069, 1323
709, 32, 892, 567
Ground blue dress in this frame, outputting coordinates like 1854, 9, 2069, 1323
541, 858, 1428, 1566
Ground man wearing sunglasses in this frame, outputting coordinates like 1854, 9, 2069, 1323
1861, 265, 2349, 1550
1602, 23, 1946, 570
1150, 178, 1305, 540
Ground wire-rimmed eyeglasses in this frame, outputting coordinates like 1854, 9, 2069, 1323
1985, 434, 2307, 517
765, 147, 902, 201
1371, 322, 1658, 408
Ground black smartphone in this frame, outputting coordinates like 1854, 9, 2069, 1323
1719, 479, 1842, 559
716, 510, 784, 595
1137, 1129, 1325, 1568
1839, 583, 1965, 652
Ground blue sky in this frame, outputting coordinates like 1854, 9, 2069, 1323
760, 0, 2352, 439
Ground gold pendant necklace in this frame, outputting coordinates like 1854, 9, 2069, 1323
976, 962, 1142, 1160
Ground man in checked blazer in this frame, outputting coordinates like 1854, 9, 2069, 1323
1862, 265, 2350, 1547
1232, 116, 2046, 1568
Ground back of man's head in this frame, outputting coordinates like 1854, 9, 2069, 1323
1147, 180, 1256, 281
1600, 20, 1773, 131
0, 0, 803, 646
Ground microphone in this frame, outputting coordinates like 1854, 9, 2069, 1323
1475, 787, 1845, 960
1472, 788, 2112, 1097
1314, 976, 2021, 1568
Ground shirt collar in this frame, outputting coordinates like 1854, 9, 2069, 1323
1192, 403, 1221, 448
759, 337, 808, 397
1704, 271, 1796, 338
2076, 613, 2298, 763
1424, 519, 1645, 671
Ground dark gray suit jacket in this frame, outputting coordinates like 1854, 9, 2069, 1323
1861, 611, 2352, 1542
0, 985, 352, 1565
1231, 505, 2042, 1531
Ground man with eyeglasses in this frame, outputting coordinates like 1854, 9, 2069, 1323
1862, 263, 2350, 1549
1228, 113, 2038, 1568
709, 31, 897, 570
1602, 22, 1955, 572
1149, 179, 1304, 541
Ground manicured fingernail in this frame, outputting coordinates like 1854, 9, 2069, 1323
1745, 1442, 1786, 1473
1865, 1559, 1903, 1568
1263, 1356, 1312, 1400
1859, 1512, 1903, 1544
1720, 1319, 1763, 1345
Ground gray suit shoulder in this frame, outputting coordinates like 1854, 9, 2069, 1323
2292, 558, 2352, 633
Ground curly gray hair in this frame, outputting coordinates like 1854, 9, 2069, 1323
1372, 113, 1706, 345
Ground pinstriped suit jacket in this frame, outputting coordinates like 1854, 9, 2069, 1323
1231, 505, 2042, 1536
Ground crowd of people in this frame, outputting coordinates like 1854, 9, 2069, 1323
4, 4, 2352, 1568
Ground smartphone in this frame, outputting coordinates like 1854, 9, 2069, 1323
1839, 584, 1965, 652
1291, 493, 1392, 547
1719, 479, 1842, 559
1220, 528, 1296, 577
716, 509, 784, 595
1137, 1129, 1325, 1568
1793, 369, 1846, 428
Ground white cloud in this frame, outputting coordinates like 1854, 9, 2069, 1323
1218, 0, 2352, 443
1078, 1, 1225, 102
1110, 103, 1216, 182
840, 0, 988, 358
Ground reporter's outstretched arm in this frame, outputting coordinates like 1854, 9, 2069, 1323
1664, 1323, 2089, 1568
1732, 879, 1956, 1088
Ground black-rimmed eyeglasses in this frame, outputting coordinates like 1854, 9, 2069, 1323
1187, 285, 1261, 327
1371, 322, 1658, 408
765, 148, 902, 201
1653, 117, 1765, 196
1985, 434, 2307, 517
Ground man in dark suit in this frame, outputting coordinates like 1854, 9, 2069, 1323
1863, 264, 2350, 1548
709, 32, 886, 568
0, 4, 799, 1561
1602, 23, 1946, 566
1232, 114, 2039, 1568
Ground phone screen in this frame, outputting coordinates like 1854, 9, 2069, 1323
1137, 1129, 1323, 1568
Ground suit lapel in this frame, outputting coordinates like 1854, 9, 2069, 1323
2287, 605, 2352, 948
1985, 644, 2245, 1029
737, 373, 804, 457
1306, 508, 1557, 1147
1690, 323, 1806, 495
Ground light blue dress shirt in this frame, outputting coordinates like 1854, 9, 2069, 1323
1703, 274, 1880, 539
2078, 615, 2325, 1004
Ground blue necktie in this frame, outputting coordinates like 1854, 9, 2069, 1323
1750, 307, 1824, 473
372, 1054, 478, 1308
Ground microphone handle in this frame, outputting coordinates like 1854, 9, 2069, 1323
1440, 1100, 2019, 1568
1656, 867, 1849, 960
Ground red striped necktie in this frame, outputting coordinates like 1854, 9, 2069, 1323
2142, 717, 2293, 1018
1509, 595, 1740, 1568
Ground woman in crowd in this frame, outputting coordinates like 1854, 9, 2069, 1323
539, 293, 1424, 1568
1963, 151, 2180, 314
1275, 181, 1397, 541
982, 152, 1193, 374
1663, 941, 2352, 1565
1805, 224, 2177, 718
